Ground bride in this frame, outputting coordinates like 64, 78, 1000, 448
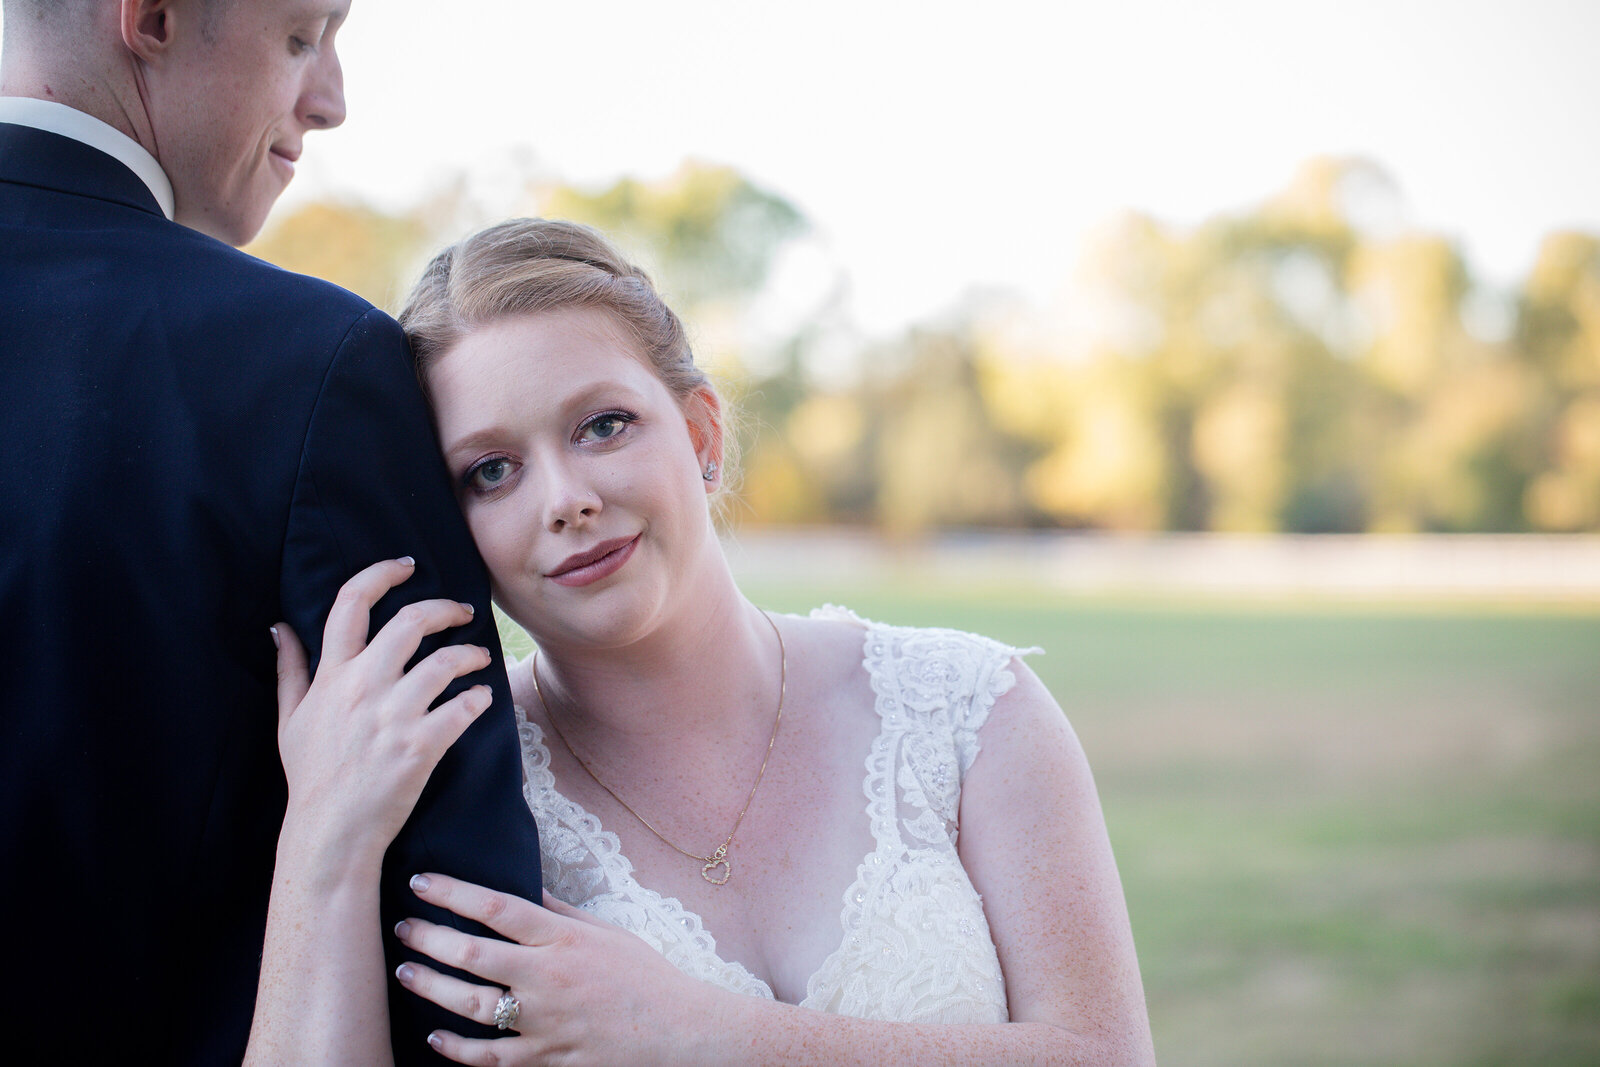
247, 219, 1155, 1065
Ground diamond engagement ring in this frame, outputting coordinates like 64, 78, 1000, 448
493, 992, 521, 1031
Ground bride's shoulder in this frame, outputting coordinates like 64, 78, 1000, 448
768, 604, 869, 672
761, 605, 873, 722
775, 604, 1037, 702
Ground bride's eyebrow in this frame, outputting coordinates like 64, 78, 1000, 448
441, 377, 653, 455
442, 427, 508, 464
564, 379, 648, 410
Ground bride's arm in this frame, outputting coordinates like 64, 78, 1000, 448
243, 559, 494, 1066
392, 659, 1154, 1067
951, 658, 1155, 1062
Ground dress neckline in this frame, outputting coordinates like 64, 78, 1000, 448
517, 611, 897, 1008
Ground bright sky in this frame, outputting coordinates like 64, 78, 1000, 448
6, 0, 1597, 334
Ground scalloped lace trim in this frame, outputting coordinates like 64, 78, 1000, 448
519, 608, 1036, 1022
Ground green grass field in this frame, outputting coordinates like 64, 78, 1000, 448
727, 582, 1600, 1066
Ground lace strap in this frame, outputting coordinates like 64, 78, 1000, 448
955, 633, 1040, 773
854, 616, 1037, 770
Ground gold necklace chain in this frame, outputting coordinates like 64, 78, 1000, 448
531, 610, 786, 886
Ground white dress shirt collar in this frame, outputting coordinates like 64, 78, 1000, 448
0, 96, 176, 220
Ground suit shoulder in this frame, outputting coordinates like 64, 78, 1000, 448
167, 224, 379, 321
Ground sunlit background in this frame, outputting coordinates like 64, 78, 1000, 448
8, 1, 1597, 1062
260, 0, 1600, 540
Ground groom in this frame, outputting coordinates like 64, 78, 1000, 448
0, 1, 541, 1062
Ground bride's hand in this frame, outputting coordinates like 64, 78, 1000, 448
392, 874, 729, 1066
272, 557, 495, 864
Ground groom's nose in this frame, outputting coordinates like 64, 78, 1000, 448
299, 49, 347, 131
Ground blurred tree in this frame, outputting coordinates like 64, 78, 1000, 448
862, 326, 1039, 534
1041, 160, 1382, 533
1019, 356, 1167, 530
247, 199, 428, 312
1007, 156, 1597, 534
539, 161, 806, 311
1518, 232, 1600, 530
244, 155, 1600, 535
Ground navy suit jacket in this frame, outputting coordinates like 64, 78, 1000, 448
0, 122, 542, 1063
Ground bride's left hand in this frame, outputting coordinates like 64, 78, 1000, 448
393, 874, 732, 1066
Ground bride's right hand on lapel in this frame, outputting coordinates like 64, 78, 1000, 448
271, 557, 495, 866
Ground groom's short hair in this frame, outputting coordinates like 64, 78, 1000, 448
3, 0, 231, 42
2, 0, 97, 26
3, 0, 229, 14
1, 0, 66, 28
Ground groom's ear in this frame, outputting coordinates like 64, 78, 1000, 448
120, 0, 184, 61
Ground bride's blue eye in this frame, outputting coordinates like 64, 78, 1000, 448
578, 411, 637, 444
465, 457, 514, 491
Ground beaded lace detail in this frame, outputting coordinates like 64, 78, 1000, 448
516, 607, 1037, 1022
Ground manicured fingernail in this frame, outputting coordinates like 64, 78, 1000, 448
268, 626, 280, 649
396, 963, 414, 983
460, 602, 475, 615
427, 1033, 444, 1051
398, 556, 416, 566
394, 920, 411, 939
410, 873, 431, 892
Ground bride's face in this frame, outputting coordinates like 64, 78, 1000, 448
427, 306, 721, 651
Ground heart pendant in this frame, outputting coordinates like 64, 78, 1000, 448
701, 857, 732, 885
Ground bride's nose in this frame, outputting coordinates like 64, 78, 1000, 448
541, 460, 602, 532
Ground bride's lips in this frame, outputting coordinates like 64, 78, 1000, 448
546, 535, 639, 587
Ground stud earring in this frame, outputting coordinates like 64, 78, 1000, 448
703, 461, 718, 482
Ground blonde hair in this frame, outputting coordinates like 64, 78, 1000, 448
399, 218, 735, 499
401, 217, 706, 392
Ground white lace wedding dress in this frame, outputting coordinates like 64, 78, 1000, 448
516, 607, 1038, 1023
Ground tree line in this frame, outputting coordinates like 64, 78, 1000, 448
251, 156, 1600, 534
